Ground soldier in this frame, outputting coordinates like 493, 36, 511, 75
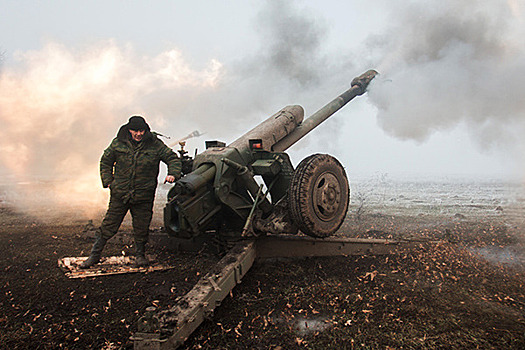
81, 116, 181, 268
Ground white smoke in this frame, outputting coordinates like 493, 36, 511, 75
0, 0, 342, 221
0, 1, 336, 221
0, 41, 222, 220
4, 0, 524, 221
366, 0, 525, 156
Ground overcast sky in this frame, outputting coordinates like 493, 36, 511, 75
1, 0, 524, 182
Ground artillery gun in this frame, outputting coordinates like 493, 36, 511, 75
53, 69, 429, 348
130, 69, 423, 350
164, 69, 378, 242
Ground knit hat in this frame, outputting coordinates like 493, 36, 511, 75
127, 116, 149, 131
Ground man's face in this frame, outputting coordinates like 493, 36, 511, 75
129, 129, 146, 142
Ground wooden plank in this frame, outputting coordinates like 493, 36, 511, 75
58, 256, 175, 278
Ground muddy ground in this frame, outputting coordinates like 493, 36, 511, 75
1, 178, 525, 349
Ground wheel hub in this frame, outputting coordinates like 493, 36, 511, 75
313, 172, 341, 220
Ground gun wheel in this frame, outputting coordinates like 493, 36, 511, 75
289, 154, 349, 238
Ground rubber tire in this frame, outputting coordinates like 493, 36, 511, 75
289, 154, 349, 238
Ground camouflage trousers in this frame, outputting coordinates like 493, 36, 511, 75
98, 196, 154, 246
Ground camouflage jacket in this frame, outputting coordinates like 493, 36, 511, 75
100, 125, 181, 203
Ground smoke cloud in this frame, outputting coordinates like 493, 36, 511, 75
0, 41, 222, 220
5, 0, 523, 221
0, 1, 338, 221
366, 0, 525, 155
255, 0, 328, 87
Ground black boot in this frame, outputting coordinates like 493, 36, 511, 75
133, 242, 149, 267
80, 236, 107, 269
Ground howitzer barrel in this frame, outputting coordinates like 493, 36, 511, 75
228, 105, 304, 153
272, 69, 378, 152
